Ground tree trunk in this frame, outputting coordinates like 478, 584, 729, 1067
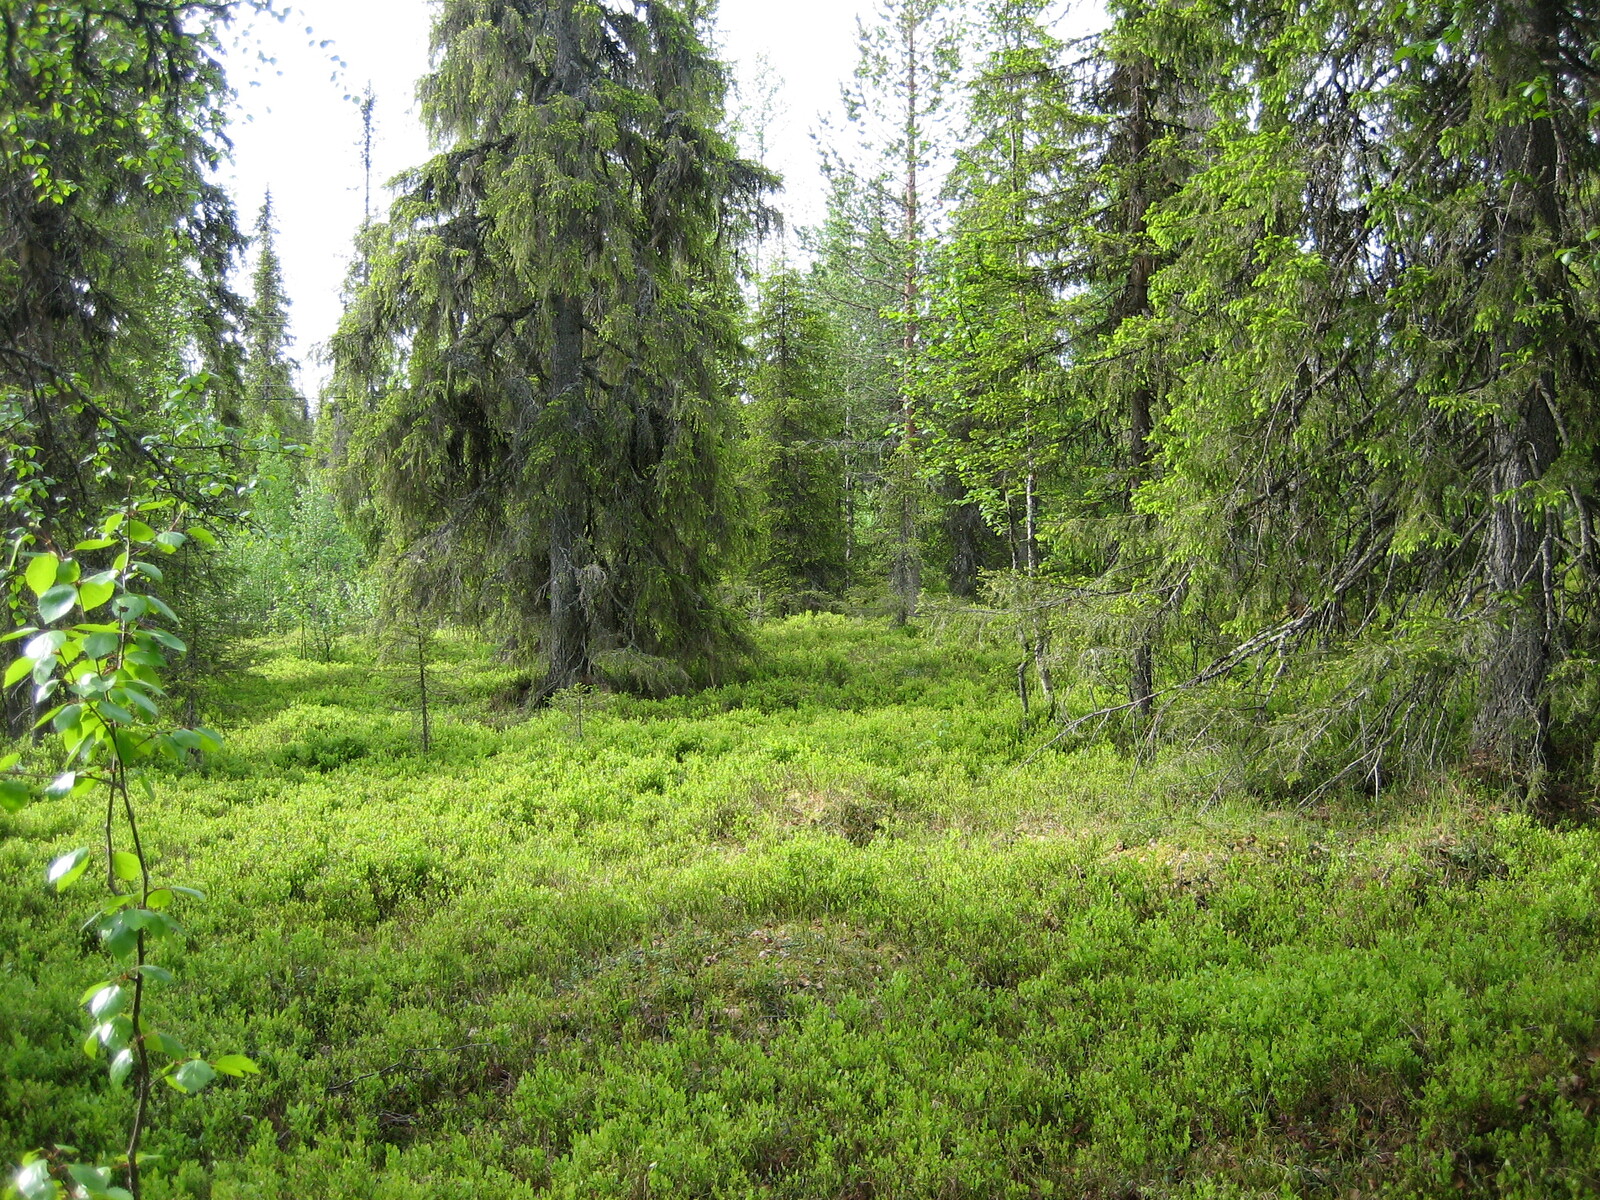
942, 478, 990, 599
543, 292, 590, 697
1123, 52, 1157, 718
1470, 0, 1564, 778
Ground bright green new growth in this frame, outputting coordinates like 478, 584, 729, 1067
3, 506, 253, 1200
7, 619, 1600, 1196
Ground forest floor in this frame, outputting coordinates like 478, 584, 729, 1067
3, 615, 1600, 1198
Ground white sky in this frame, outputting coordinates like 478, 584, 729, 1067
217, 0, 1102, 396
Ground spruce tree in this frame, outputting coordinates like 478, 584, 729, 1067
333, 0, 773, 697
2, 0, 250, 736
745, 267, 849, 611
916, 0, 1081, 700
825, 0, 965, 618
1071, 0, 1600, 790
242, 194, 307, 438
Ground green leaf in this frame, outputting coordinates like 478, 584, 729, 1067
38, 584, 77, 623
126, 520, 155, 543
146, 1031, 186, 1058
112, 687, 160, 719
100, 913, 139, 960
153, 531, 187, 550
12, 1158, 58, 1200
149, 630, 187, 654
47, 848, 90, 892
169, 885, 207, 901
78, 580, 116, 613
111, 595, 149, 622
79, 980, 112, 1005
111, 851, 142, 882
44, 772, 77, 800
52, 703, 83, 733
187, 526, 217, 548
134, 964, 174, 984
67, 1165, 111, 1193
213, 1053, 260, 1078
74, 537, 118, 551
24, 552, 59, 597
108, 1047, 136, 1087
83, 631, 119, 659
24, 630, 67, 660
146, 888, 174, 910
4, 656, 31, 688
0, 777, 30, 814
100, 513, 125, 535
98, 702, 134, 726
87, 984, 127, 1020
131, 561, 164, 583
169, 1058, 217, 1095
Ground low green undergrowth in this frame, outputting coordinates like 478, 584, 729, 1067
4, 615, 1599, 1198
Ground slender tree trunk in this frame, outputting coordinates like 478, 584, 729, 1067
1123, 55, 1157, 718
941, 462, 992, 599
416, 625, 431, 753
544, 292, 590, 696
890, 16, 923, 623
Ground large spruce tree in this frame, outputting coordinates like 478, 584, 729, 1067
333, 0, 771, 697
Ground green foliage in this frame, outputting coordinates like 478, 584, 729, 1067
0, 1, 251, 531
742, 269, 849, 614
4, 617, 1600, 1196
240, 196, 307, 440
230, 477, 372, 662
3, 505, 253, 1198
331, 0, 773, 695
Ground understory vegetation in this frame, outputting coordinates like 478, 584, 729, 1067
7, 0, 1600, 1194
4, 618, 1600, 1198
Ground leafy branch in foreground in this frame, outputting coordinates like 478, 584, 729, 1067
3, 506, 256, 1200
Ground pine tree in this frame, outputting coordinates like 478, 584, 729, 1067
333, 0, 773, 697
